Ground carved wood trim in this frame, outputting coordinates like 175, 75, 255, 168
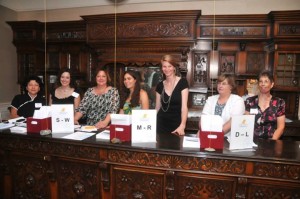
0, 136, 99, 160
200, 26, 267, 38
107, 149, 300, 182
165, 170, 175, 199
99, 161, 110, 191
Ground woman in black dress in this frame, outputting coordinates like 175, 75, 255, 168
49, 68, 81, 109
155, 55, 189, 136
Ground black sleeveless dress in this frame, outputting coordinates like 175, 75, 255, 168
156, 78, 189, 134
50, 88, 80, 105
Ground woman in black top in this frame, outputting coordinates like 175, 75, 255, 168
10, 75, 46, 118
49, 68, 81, 109
155, 55, 189, 136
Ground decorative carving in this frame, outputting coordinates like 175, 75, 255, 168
220, 53, 236, 74
57, 160, 99, 198
254, 163, 300, 180
177, 175, 234, 198
99, 161, 110, 191
47, 31, 86, 40
89, 21, 191, 40
249, 184, 300, 198
201, 26, 267, 38
193, 52, 208, 86
246, 52, 265, 74
73, 182, 86, 196
235, 177, 248, 199
114, 168, 163, 198
11, 155, 50, 199
108, 150, 247, 175
165, 170, 175, 199
0, 137, 99, 160
239, 42, 246, 51
279, 24, 300, 35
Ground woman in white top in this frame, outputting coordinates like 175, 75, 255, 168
199, 74, 245, 135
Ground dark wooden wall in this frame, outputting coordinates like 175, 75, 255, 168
7, 10, 300, 119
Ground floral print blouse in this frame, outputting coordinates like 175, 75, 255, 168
76, 87, 120, 125
245, 95, 285, 138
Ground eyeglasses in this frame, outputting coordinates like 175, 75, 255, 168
217, 82, 229, 86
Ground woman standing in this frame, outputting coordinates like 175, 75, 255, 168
199, 74, 245, 135
155, 54, 189, 136
49, 68, 81, 109
10, 75, 46, 118
245, 70, 285, 140
119, 70, 149, 114
74, 67, 120, 129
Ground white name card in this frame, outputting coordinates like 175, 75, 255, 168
131, 109, 156, 143
229, 115, 255, 150
51, 104, 74, 133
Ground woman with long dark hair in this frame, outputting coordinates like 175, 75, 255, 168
119, 70, 149, 114
49, 68, 81, 109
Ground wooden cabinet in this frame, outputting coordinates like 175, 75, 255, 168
275, 52, 300, 88
1, 131, 300, 199
56, 158, 100, 198
7, 10, 300, 120
9, 153, 51, 198
112, 166, 165, 198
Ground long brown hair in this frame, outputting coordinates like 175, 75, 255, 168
120, 70, 141, 108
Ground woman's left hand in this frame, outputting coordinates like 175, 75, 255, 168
171, 125, 185, 136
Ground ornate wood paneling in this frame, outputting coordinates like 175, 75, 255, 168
10, 154, 50, 199
56, 159, 99, 199
0, 135, 99, 160
1, 132, 300, 199
113, 166, 164, 199
176, 174, 235, 199
200, 26, 267, 38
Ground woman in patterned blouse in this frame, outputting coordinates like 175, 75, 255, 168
119, 70, 149, 115
245, 70, 285, 140
74, 67, 120, 129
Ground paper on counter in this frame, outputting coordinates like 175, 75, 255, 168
96, 130, 110, 140
201, 115, 223, 132
0, 123, 15, 130
62, 132, 95, 140
10, 126, 27, 134
183, 136, 200, 148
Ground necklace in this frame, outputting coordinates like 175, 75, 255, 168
161, 77, 176, 112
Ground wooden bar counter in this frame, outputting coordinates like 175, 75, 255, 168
0, 129, 299, 199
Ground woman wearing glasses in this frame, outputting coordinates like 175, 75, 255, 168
199, 74, 245, 135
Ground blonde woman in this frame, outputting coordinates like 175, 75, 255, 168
155, 55, 189, 136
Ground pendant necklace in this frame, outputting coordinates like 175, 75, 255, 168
161, 77, 176, 112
